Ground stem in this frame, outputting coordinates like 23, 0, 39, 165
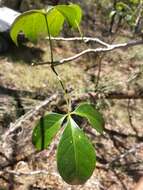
44, 15, 71, 112
75, 20, 83, 40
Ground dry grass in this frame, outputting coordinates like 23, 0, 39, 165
0, 59, 88, 94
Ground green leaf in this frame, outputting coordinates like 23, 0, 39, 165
57, 117, 96, 185
46, 8, 65, 37
10, 4, 82, 45
56, 4, 82, 28
32, 112, 65, 151
10, 10, 48, 45
73, 103, 105, 133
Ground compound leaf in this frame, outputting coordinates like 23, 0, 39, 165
73, 103, 105, 133
10, 4, 82, 45
32, 112, 65, 151
57, 116, 96, 185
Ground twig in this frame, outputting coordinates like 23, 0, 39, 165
0, 151, 37, 170
73, 90, 143, 103
46, 36, 110, 47
34, 39, 143, 66
2, 94, 58, 140
95, 54, 104, 89
113, 169, 128, 190
127, 99, 138, 134
2, 169, 58, 177
96, 143, 143, 173
108, 142, 143, 166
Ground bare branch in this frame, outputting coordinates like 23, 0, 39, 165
34, 39, 143, 66
96, 142, 143, 171
73, 89, 143, 103
108, 142, 143, 166
2, 94, 58, 140
46, 36, 110, 47
2, 169, 58, 177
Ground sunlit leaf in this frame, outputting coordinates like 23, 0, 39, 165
56, 4, 82, 28
10, 4, 82, 45
10, 10, 48, 45
32, 112, 65, 150
46, 8, 64, 36
73, 103, 105, 133
57, 116, 96, 185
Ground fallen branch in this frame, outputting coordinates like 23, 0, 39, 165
73, 90, 143, 102
2, 94, 58, 140
96, 142, 143, 172
1, 169, 58, 177
108, 142, 143, 167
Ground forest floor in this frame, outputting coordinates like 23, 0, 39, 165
0, 27, 143, 190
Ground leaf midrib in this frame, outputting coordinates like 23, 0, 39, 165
70, 118, 78, 179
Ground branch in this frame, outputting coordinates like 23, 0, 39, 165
73, 90, 143, 102
46, 36, 110, 47
2, 94, 58, 140
1, 169, 57, 177
34, 39, 143, 66
108, 142, 143, 167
